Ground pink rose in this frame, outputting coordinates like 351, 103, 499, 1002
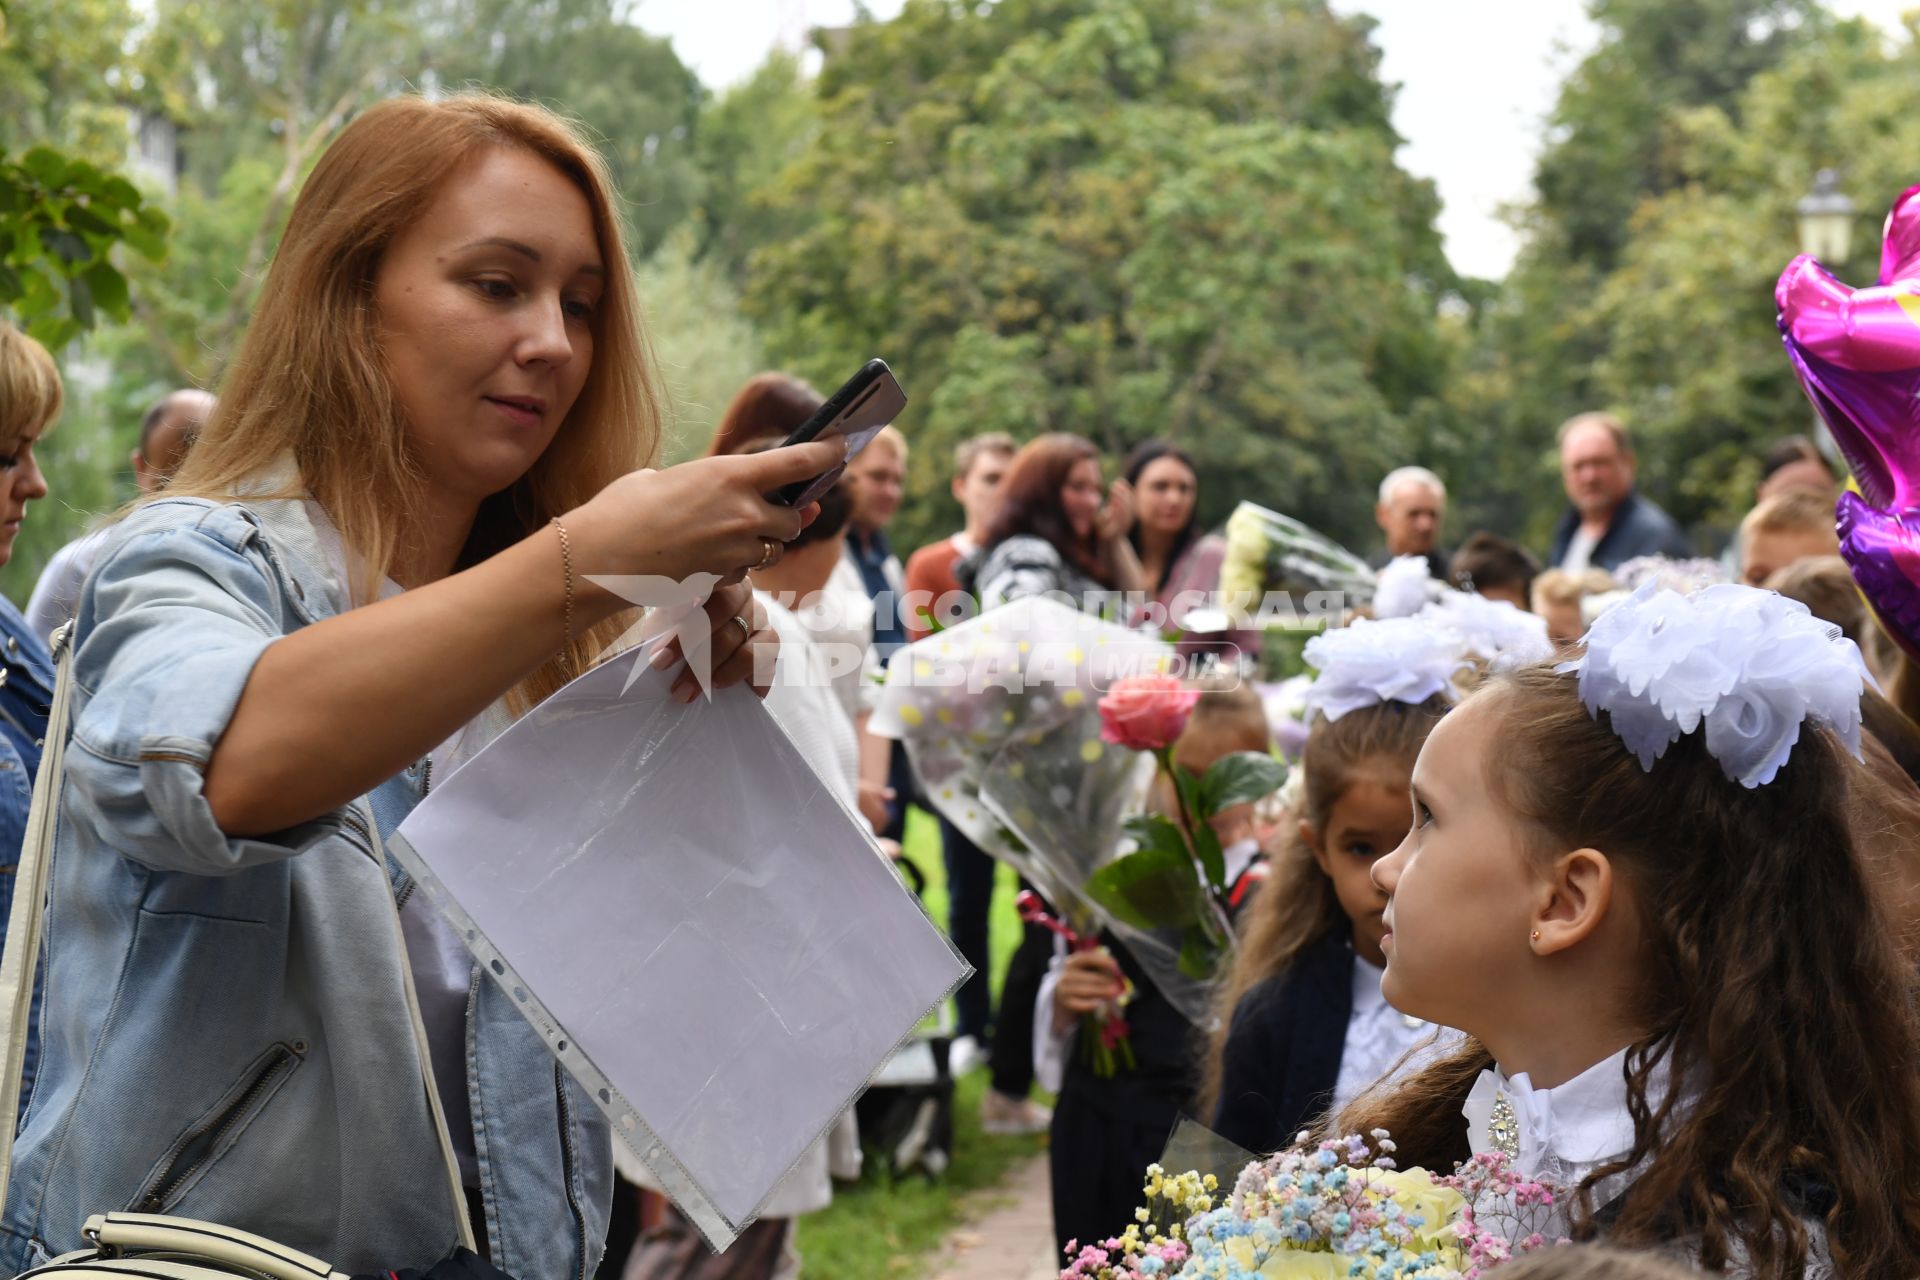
1098, 675, 1201, 752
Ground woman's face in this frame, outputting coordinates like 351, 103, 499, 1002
1135, 455, 1196, 537
1369, 693, 1539, 1031
0, 433, 47, 567
1061, 457, 1104, 540
374, 146, 604, 508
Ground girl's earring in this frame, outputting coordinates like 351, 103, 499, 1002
1530, 930, 1541, 942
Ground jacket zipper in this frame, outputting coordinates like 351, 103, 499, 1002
554, 1062, 589, 1280
391, 758, 433, 912
136, 1042, 303, 1212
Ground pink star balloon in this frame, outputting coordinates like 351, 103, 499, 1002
1777, 182, 1920, 658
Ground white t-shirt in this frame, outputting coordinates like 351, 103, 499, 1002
1560, 526, 1601, 574
24, 526, 110, 644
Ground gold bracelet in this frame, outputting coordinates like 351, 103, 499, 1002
550, 516, 575, 662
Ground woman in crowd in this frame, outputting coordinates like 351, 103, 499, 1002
0, 324, 60, 1122
970, 432, 1144, 608
1123, 440, 1255, 663
0, 324, 58, 864
0, 95, 841, 1277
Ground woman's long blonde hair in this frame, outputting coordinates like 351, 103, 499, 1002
166, 93, 660, 708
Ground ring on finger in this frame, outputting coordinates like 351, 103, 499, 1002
727, 613, 754, 643
754, 537, 780, 570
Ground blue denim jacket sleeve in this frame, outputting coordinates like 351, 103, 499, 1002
65, 504, 338, 876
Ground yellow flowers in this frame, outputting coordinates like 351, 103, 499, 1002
1363, 1168, 1467, 1253
1228, 1237, 1344, 1278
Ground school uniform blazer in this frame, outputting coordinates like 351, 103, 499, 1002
1209, 931, 1354, 1156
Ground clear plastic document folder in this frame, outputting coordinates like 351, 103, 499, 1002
390, 648, 968, 1250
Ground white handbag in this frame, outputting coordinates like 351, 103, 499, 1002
0, 624, 474, 1278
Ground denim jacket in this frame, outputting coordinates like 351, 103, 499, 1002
0, 594, 53, 1118
0, 495, 612, 1277
0, 594, 53, 858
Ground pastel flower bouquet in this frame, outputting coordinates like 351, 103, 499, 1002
1064, 1133, 1568, 1280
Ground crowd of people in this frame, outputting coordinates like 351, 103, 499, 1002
0, 90, 1915, 1280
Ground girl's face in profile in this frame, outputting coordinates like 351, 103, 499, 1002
1369, 693, 1540, 1031
1061, 458, 1104, 541
374, 146, 605, 507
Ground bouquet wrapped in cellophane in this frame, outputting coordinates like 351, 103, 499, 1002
869, 599, 1274, 1063
1217, 501, 1377, 619
868, 596, 1165, 873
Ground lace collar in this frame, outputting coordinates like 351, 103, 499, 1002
1462, 1046, 1644, 1177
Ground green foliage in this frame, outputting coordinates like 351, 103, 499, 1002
639, 227, 767, 463
1197, 750, 1286, 817
430, 0, 707, 256
0, 146, 170, 348
1460, 0, 1916, 549
745, 0, 1456, 555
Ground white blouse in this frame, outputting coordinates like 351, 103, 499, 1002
1461, 1048, 1834, 1277
1330, 957, 1454, 1118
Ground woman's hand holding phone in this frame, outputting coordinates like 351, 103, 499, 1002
561, 438, 847, 699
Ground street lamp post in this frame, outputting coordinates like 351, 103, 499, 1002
1797, 168, 1856, 264
1796, 170, 1856, 465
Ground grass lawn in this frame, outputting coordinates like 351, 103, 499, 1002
793, 806, 1052, 1279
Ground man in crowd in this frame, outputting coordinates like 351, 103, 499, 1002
1739, 487, 1840, 588
842, 427, 917, 844
25, 388, 212, 641
902, 433, 1013, 642
1548, 412, 1690, 572
1371, 466, 1450, 580
901, 434, 1017, 1087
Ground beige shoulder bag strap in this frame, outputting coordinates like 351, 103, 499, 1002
0, 620, 77, 1210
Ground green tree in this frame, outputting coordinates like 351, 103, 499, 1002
1466, 0, 1831, 551
640, 226, 766, 463
1579, 15, 1920, 535
429, 0, 707, 256
692, 51, 818, 282
744, 0, 1455, 554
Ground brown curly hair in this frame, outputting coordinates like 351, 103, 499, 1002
1337, 662, 1920, 1277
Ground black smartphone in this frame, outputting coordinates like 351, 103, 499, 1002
771, 358, 908, 507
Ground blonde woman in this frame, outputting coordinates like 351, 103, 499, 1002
0, 324, 59, 1125
0, 96, 841, 1277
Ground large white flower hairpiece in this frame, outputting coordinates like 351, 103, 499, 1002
1419, 591, 1553, 666
1303, 617, 1467, 722
1370, 554, 1438, 620
1557, 581, 1872, 788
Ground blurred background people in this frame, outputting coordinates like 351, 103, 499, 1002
25, 387, 212, 642
1370, 465, 1449, 581
1448, 531, 1540, 611
1550, 413, 1689, 571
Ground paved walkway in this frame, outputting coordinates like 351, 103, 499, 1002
929, 1154, 1059, 1280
